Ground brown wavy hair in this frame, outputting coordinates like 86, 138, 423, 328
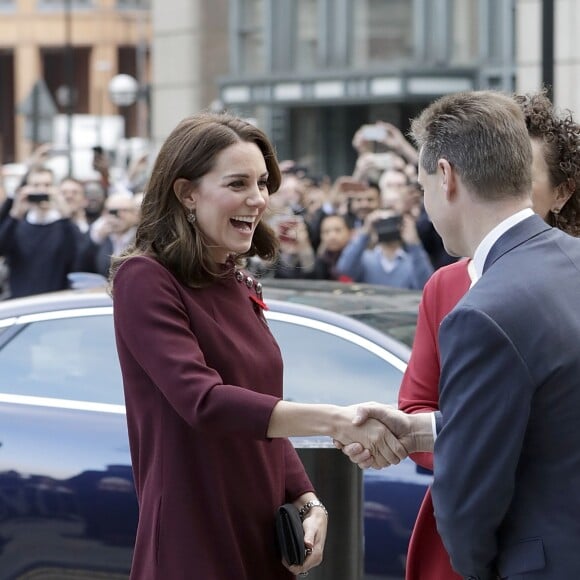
514, 90, 580, 237
109, 112, 281, 290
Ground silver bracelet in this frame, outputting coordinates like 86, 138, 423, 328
298, 499, 328, 520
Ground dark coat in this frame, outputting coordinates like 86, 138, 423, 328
433, 216, 580, 579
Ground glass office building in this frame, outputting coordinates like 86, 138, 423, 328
219, 0, 516, 177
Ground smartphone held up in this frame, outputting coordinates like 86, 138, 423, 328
361, 124, 387, 142
27, 192, 50, 204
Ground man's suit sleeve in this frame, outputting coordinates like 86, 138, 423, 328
432, 306, 534, 579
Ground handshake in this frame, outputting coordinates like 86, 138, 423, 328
332, 403, 434, 469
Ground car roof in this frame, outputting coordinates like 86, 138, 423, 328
0, 288, 112, 318
262, 279, 420, 348
0, 280, 419, 352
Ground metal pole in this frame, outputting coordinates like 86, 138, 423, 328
65, 0, 74, 176
136, 0, 148, 139
541, 0, 554, 102
32, 82, 40, 148
295, 446, 364, 580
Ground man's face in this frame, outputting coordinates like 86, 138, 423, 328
105, 196, 139, 234
349, 187, 380, 221
27, 170, 53, 191
379, 170, 408, 213
84, 182, 106, 216
60, 179, 87, 213
25, 170, 54, 210
418, 158, 445, 235
418, 154, 461, 258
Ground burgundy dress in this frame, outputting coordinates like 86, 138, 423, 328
113, 256, 314, 580
398, 259, 472, 580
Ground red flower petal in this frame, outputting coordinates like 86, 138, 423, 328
250, 294, 269, 310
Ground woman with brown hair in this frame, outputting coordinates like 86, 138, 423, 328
110, 112, 403, 579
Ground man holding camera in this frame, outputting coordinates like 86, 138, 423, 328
0, 166, 80, 298
335, 206, 433, 289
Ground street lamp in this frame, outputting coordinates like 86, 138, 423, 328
108, 73, 148, 140
108, 74, 140, 107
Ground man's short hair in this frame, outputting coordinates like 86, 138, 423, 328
410, 90, 532, 201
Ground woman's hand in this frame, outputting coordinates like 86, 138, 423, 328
285, 493, 328, 577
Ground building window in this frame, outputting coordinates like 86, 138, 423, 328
294, 0, 320, 71
451, 0, 479, 64
487, 0, 512, 63
117, 0, 151, 8
37, 0, 93, 8
238, 0, 265, 74
351, 0, 413, 67
0, 0, 15, 10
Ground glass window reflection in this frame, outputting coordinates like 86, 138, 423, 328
0, 316, 123, 405
269, 319, 403, 406
295, 0, 319, 71
352, 0, 413, 67
240, 0, 265, 74
451, 0, 479, 64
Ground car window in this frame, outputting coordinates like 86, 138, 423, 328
0, 315, 124, 405
268, 319, 404, 406
0, 310, 403, 409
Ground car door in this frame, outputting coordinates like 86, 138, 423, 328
0, 308, 135, 579
265, 309, 432, 579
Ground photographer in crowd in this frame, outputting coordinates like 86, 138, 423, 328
0, 166, 81, 298
336, 205, 433, 289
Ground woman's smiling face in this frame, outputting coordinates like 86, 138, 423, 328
189, 141, 270, 263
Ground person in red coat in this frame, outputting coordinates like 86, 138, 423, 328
398, 91, 580, 580
398, 259, 473, 580
110, 112, 404, 580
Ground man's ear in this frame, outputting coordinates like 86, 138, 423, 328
438, 159, 457, 201
173, 178, 196, 210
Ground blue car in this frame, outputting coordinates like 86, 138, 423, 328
0, 279, 430, 579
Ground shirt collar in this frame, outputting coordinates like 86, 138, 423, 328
26, 209, 63, 225
472, 208, 534, 279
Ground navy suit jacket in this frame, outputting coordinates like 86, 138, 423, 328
432, 215, 580, 579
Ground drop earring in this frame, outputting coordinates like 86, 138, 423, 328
186, 209, 196, 224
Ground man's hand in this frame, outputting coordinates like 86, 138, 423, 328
337, 404, 434, 469
332, 406, 410, 469
9, 187, 33, 220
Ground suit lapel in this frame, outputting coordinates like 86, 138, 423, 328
482, 215, 551, 274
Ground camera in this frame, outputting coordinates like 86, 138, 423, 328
27, 192, 50, 203
373, 215, 402, 243
108, 208, 120, 217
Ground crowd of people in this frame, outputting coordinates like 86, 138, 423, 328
247, 122, 457, 287
1, 115, 452, 300
0, 145, 145, 299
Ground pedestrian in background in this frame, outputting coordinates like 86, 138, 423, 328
0, 166, 79, 298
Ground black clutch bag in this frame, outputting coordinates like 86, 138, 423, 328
275, 503, 306, 566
